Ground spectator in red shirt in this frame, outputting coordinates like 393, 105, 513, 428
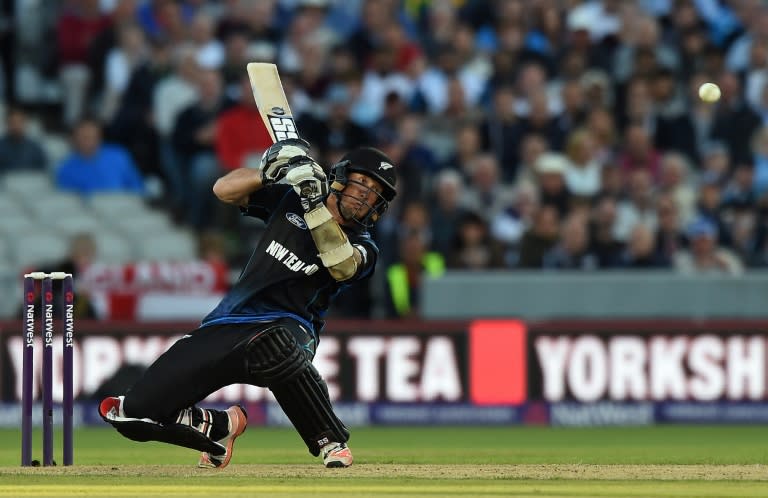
215, 75, 273, 171
618, 123, 662, 185
57, 0, 112, 125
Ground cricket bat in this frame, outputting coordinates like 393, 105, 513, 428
246, 62, 300, 143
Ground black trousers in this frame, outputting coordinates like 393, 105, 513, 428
122, 319, 316, 423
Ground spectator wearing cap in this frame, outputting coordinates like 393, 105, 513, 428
673, 218, 743, 275
0, 106, 47, 172
535, 152, 571, 217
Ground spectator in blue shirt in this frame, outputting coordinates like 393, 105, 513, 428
55, 117, 145, 196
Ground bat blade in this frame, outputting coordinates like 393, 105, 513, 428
246, 62, 299, 143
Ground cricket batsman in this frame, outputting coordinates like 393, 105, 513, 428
99, 139, 397, 468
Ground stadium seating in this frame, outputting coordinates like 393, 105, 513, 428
9, 232, 70, 268
3, 170, 53, 196
88, 192, 148, 220
137, 229, 198, 261
90, 230, 137, 264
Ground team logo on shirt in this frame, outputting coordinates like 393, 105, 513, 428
286, 212, 308, 230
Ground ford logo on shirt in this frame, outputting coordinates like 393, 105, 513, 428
286, 212, 308, 230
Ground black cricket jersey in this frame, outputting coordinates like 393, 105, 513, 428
202, 184, 379, 338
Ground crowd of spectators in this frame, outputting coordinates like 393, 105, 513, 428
3, 0, 768, 318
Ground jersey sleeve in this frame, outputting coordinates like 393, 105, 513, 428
348, 232, 379, 281
239, 183, 293, 221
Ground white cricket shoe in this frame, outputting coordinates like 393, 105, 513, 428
321, 442, 353, 468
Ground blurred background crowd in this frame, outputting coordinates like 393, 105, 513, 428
2, 0, 768, 319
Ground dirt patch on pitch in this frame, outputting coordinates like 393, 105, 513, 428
2, 464, 767, 480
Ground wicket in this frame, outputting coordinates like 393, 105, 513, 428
21, 272, 75, 467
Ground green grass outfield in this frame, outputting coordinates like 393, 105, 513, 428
1, 425, 767, 497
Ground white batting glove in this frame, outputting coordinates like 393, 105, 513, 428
259, 138, 310, 184
285, 158, 329, 211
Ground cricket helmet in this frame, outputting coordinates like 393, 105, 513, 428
329, 147, 397, 227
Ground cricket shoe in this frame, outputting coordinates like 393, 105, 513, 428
197, 405, 248, 469
321, 442, 353, 468
99, 396, 126, 420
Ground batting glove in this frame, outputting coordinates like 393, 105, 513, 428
285, 157, 329, 212
259, 138, 311, 185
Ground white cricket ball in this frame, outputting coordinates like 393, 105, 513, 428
698, 82, 721, 103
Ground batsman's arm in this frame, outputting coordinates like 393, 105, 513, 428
213, 168, 266, 206
214, 139, 311, 206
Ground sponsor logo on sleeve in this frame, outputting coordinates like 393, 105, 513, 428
286, 212, 308, 230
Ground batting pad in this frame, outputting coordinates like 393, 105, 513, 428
246, 326, 349, 455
